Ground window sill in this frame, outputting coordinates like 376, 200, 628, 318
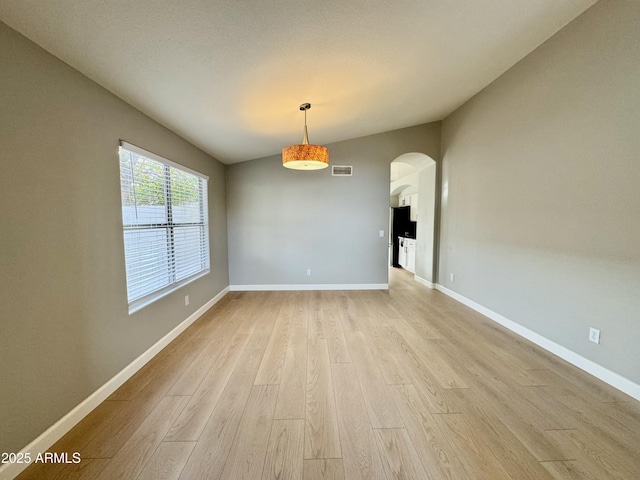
128, 269, 210, 314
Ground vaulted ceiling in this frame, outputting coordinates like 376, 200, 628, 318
0, 0, 596, 164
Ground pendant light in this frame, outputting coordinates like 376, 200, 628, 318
282, 103, 329, 170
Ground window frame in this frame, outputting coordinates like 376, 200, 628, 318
118, 141, 210, 314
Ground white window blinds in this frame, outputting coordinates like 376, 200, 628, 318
118, 141, 210, 312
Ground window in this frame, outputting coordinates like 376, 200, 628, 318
118, 141, 210, 312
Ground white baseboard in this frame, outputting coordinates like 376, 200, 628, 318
229, 283, 388, 291
435, 284, 640, 402
414, 275, 434, 289
0, 286, 230, 480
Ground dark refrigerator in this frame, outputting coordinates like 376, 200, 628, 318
391, 206, 416, 267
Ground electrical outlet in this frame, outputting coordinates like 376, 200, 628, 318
450, 274, 455, 282
589, 327, 600, 344
306, 269, 311, 276
185, 295, 190, 306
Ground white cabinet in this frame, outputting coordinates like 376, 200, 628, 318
405, 238, 416, 273
407, 240, 416, 273
398, 237, 416, 273
398, 237, 407, 268
400, 194, 419, 221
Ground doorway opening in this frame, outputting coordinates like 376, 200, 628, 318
389, 153, 437, 288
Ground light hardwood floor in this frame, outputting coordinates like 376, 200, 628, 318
17, 269, 640, 479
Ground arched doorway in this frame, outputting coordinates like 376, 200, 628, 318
389, 153, 437, 287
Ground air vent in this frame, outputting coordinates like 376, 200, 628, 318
332, 165, 353, 176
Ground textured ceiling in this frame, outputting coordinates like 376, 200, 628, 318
0, 0, 596, 164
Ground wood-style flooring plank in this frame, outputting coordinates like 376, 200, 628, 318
374, 428, 430, 480
384, 289, 442, 340
178, 347, 263, 479
304, 338, 341, 459
381, 325, 459, 414
515, 384, 582, 430
308, 291, 326, 340
185, 292, 238, 338
15, 458, 110, 480
606, 400, 640, 436
81, 387, 179, 459
357, 290, 400, 327
107, 335, 208, 402
261, 419, 305, 480
543, 429, 632, 480
526, 369, 640, 450
443, 388, 556, 480
236, 292, 271, 335
247, 292, 283, 350
165, 332, 251, 441
340, 327, 404, 429
94, 395, 189, 480
164, 336, 225, 396
431, 412, 513, 480
389, 384, 475, 480
321, 291, 352, 363
458, 375, 572, 461
45, 400, 128, 455
546, 427, 640, 478
165, 297, 250, 395
220, 385, 279, 480
410, 338, 469, 389
541, 460, 602, 480
349, 301, 412, 385
518, 343, 634, 403
136, 441, 195, 480
332, 363, 386, 480
290, 291, 310, 329
255, 295, 293, 385
303, 459, 345, 480
274, 328, 308, 420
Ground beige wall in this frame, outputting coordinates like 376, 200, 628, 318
439, 0, 640, 383
226, 124, 440, 287
416, 163, 436, 283
0, 23, 229, 453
